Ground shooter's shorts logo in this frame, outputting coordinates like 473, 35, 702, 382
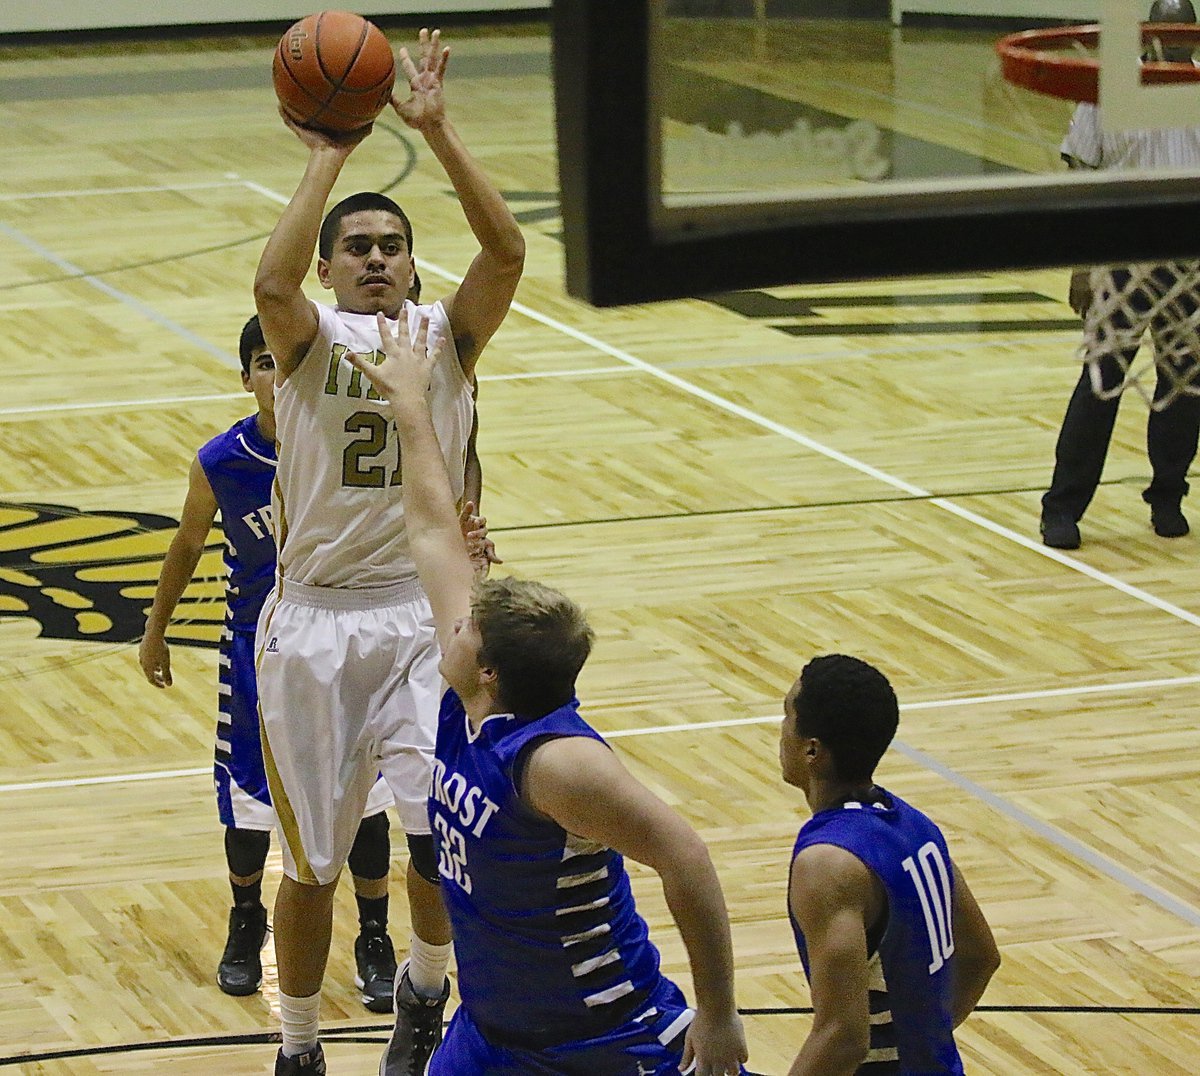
0, 500, 224, 648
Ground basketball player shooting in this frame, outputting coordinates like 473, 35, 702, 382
252, 26, 525, 1076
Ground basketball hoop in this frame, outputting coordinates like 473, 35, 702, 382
1082, 263, 1200, 410
996, 23, 1200, 104
998, 23, 1200, 410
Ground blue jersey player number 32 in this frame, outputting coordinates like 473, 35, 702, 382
430, 757, 500, 894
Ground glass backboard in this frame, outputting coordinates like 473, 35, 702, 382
554, 0, 1200, 305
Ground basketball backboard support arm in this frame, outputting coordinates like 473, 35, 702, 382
554, 1, 656, 306
552, 0, 1200, 307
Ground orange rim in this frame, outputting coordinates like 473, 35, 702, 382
996, 23, 1200, 104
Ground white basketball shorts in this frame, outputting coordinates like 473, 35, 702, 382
255, 576, 440, 885
220, 624, 392, 832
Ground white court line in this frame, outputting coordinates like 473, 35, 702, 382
610, 691, 1200, 925
4, 674, 1198, 926
238, 179, 290, 205
3, 178, 1195, 924
0, 766, 210, 793
0, 371, 630, 418
891, 737, 1200, 927
0, 179, 249, 203
479, 365, 630, 382
599, 672, 1200, 739
0, 334, 1079, 417
0, 337, 1082, 417
0, 371, 631, 418
386, 252, 1200, 630
0, 392, 247, 417
4, 669, 1197, 790
0, 170, 1078, 417
0, 221, 241, 372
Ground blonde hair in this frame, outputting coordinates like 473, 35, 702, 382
471, 576, 594, 718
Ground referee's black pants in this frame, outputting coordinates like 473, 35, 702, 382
1043, 265, 1200, 523
1042, 353, 1200, 523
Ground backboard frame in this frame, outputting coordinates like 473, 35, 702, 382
552, 0, 1200, 307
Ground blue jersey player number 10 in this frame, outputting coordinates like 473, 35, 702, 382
902, 842, 955, 975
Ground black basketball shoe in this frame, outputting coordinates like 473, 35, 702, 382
275, 1044, 326, 1075
355, 922, 398, 1013
217, 904, 268, 996
378, 963, 450, 1076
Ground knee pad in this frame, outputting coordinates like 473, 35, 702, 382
406, 833, 440, 885
347, 810, 391, 881
224, 827, 271, 878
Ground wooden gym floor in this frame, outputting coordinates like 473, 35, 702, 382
1, 14, 1198, 1074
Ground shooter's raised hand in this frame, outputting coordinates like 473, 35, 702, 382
392, 27, 449, 131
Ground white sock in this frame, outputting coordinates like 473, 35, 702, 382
406, 936, 452, 998
279, 989, 321, 1058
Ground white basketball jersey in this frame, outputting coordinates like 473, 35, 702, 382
1062, 103, 1200, 171
272, 300, 473, 588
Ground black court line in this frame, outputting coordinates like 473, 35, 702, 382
470, 475, 1158, 535
0, 469, 1172, 668
0, 473, 1136, 565
0, 472, 1158, 573
775, 318, 1082, 337
4, 1004, 1198, 1067
738, 1004, 1200, 1016
0, 484, 1012, 562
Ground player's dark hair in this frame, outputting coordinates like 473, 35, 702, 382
1149, 0, 1196, 24
793, 654, 899, 783
238, 314, 266, 376
318, 192, 413, 259
472, 577, 594, 719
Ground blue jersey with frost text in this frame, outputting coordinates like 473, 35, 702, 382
196, 414, 276, 630
789, 788, 964, 1075
430, 689, 670, 1050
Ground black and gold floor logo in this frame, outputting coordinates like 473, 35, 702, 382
0, 501, 225, 648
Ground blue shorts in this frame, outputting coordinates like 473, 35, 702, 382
214, 626, 273, 829
430, 977, 743, 1076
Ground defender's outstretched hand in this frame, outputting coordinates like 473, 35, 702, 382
392, 27, 449, 130
347, 313, 437, 406
459, 501, 502, 577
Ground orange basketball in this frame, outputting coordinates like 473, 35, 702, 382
273, 11, 395, 133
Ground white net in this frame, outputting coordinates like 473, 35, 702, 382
1082, 261, 1200, 411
